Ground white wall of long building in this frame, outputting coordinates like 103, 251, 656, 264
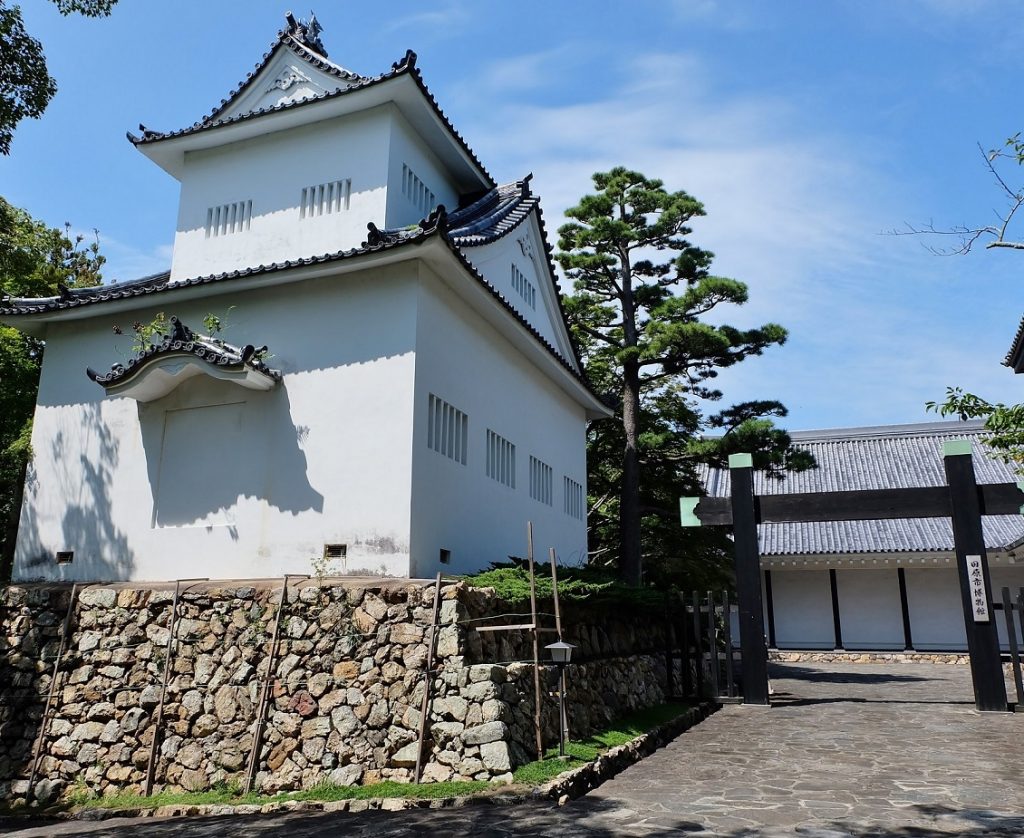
766, 561, 1024, 651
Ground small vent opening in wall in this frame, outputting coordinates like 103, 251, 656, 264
55, 550, 74, 564
324, 543, 347, 561
439, 548, 451, 565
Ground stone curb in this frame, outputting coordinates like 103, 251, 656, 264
536, 702, 718, 805
55, 791, 531, 823
37, 702, 717, 824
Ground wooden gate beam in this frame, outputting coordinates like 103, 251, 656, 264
681, 481, 1024, 527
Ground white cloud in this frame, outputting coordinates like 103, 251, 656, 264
455, 45, 1022, 429
98, 238, 173, 284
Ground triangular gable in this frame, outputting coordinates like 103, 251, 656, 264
192, 15, 364, 130
456, 208, 579, 373
211, 39, 361, 125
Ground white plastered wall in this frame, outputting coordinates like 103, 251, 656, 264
769, 569, 835, 649
384, 107, 460, 230
407, 263, 589, 578
460, 214, 573, 363
170, 108, 392, 281
15, 264, 419, 582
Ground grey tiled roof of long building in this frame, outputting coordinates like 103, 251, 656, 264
700, 420, 1024, 555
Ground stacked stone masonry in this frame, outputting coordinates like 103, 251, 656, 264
0, 580, 672, 803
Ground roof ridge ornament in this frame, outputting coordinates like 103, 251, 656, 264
392, 49, 417, 72
285, 10, 327, 57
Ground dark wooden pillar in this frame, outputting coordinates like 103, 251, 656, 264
828, 568, 843, 650
943, 441, 1008, 712
897, 567, 914, 651
729, 453, 770, 706
764, 570, 777, 649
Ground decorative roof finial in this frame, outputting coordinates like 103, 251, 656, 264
285, 9, 328, 57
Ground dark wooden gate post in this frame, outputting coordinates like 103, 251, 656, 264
728, 453, 770, 706
943, 440, 1008, 712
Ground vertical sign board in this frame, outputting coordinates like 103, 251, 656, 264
942, 441, 1008, 713
966, 556, 990, 622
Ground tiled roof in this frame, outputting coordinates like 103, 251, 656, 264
0, 183, 595, 396
128, 50, 496, 190
86, 316, 280, 390
1004, 314, 1024, 372
759, 516, 1024, 556
700, 420, 1024, 555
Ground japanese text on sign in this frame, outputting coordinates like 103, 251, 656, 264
966, 555, 989, 622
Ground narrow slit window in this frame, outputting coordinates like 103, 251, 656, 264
563, 476, 584, 520
511, 263, 536, 309
401, 163, 436, 216
486, 430, 516, 489
299, 179, 352, 219
529, 456, 553, 505
205, 200, 253, 238
427, 393, 467, 465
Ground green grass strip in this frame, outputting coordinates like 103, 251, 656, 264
50, 701, 690, 814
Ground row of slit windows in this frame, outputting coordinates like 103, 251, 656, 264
300, 178, 352, 218
204, 178, 352, 236
402, 163, 435, 216
427, 395, 581, 515
205, 201, 253, 238
511, 263, 536, 309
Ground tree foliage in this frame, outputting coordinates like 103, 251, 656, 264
557, 168, 812, 587
0, 0, 118, 155
0, 197, 103, 577
904, 134, 1024, 465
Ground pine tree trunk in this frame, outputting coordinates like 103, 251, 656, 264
619, 359, 642, 586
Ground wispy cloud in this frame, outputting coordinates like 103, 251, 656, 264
98, 237, 173, 284
383, 1, 471, 37
454, 44, 1019, 429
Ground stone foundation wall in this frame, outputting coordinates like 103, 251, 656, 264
0, 580, 672, 803
769, 650, 971, 665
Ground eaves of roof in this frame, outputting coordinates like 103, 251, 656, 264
0, 215, 606, 411
445, 178, 589, 384
128, 55, 495, 191
1004, 313, 1024, 372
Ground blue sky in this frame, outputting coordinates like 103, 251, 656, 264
3, 0, 1023, 432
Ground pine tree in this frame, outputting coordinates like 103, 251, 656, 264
557, 168, 809, 585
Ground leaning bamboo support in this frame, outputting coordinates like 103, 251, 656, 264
413, 572, 444, 784
549, 547, 569, 742
27, 583, 78, 799
527, 523, 544, 760
244, 574, 301, 795
145, 578, 207, 796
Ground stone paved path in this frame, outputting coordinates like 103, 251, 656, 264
4, 661, 1023, 836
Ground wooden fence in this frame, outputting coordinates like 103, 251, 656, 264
664, 590, 742, 703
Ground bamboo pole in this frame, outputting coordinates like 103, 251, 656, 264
244, 574, 303, 795
27, 583, 78, 799
549, 547, 569, 742
527, 523, 544, 760
145, 578, 206, 796
413, 572, 444, 784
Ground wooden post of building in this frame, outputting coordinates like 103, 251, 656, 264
728, 453, 770, 706
526, 523, 544, 760
943, 441, 1008, 712
549, 547, 570, 742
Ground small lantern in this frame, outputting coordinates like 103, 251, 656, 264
544, 640, 575, 758
545, 640, 575, 665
